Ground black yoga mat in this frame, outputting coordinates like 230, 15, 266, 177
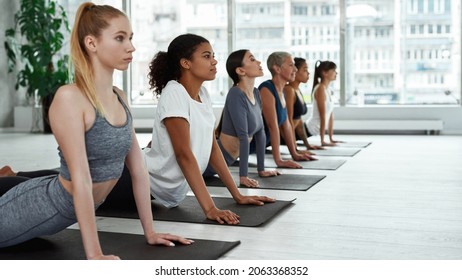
266, 146, 361, 156
264, 158, 345, 170
204, 172, 325, 191
0, 229, 240, 260
96, 196, 295, 227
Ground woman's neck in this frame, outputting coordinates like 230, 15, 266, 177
271, 75, 287, 93
237, 77, 255, 97
93, 68, 115, 97
288, 80, 301, 90
178, 75, 203, 101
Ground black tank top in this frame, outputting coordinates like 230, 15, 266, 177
293, 89, 308, 120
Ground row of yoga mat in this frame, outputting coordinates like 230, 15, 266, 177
0, 141, 370, 260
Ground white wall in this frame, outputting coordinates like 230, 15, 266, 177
131, 105, 462, 135
332, 106, 462, 135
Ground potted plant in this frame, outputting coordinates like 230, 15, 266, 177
5, 0, 70, 133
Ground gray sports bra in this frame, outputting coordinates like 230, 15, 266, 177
58, 90, 132, 183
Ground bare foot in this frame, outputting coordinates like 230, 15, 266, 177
0, 165, 16, 177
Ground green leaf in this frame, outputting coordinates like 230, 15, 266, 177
5, 0, 71, 98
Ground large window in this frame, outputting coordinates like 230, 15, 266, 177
60, 0, 461, 106
346, 0, 460, 105
129, 0, 229, 105
60, 0, 124, 91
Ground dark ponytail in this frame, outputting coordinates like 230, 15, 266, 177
226, 49, 248, 86
311, 60, 337, 94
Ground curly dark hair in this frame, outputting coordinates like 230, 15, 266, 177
147, 33, 209, 95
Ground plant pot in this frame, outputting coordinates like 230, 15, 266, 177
14, 106, 43, 132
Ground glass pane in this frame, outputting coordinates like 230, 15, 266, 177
346, 0, 461, 105
130, 0, 228, 105
59, 0, 124, 90
235, 0, 341, 104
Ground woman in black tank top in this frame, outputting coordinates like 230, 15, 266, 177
284, 57, 324, 152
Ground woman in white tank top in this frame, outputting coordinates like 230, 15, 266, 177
306, 60, 342, 146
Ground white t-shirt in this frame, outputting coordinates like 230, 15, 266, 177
143, 80, 216, 208
306, 84, 334, 136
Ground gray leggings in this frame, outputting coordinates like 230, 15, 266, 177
0, 175, 77, 248
202, 139, 237, 178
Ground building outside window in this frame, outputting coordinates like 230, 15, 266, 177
60, 0, 461, 106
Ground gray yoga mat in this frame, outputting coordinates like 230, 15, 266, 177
309, 147, 361, 157
204, 172, 325, 191
298, 140, 371, 148
96, 196, 295, 227
0, 229, 240, 260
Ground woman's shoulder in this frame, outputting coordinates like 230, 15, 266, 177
258, 79, 272, 89
312, 83, 325, 94
284, 84, 296, 96
163, 80, 185, 93
224, 86, 247, 106
51, 84, 90, 116
226, 86, 245, 99
54, 84, 85, 104
159, 80, 188, 101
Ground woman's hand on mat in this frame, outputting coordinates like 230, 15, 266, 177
276, 159, 302, 169
329, 138, 344, 144
297, 149, 316, 156
236, 195, 276, 206
240, 176, 259, 188
292, 152, 317, 161
258, 169, 281, 177
308, 145, 325, 150
206, 206, 240, 225
145, 231, 194, 246
88, 254, 121, 260
321, 141, 336, 147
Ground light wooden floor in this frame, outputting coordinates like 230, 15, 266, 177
1, 132, 461, 260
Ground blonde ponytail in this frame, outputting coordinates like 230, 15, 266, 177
70, 2, 126, 116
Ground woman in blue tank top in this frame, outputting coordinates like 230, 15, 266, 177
258, 52, 315, 169
0, 3, 190, 260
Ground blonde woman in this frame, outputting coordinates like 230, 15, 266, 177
0, 3, 190, 260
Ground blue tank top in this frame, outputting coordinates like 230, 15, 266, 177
58, 90, 133, 183
258, 80, 287, 126
258, 80, 288, 142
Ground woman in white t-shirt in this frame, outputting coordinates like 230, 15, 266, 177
144, 34, 274, 225
306, 60, 342, 146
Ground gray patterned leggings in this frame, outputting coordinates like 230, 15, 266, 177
0, 175, 77, 248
